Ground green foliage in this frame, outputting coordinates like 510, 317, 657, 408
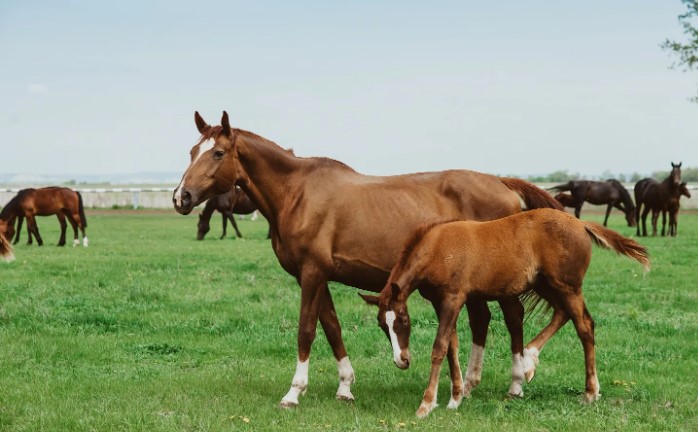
662, 0, 698, 100
526, 170, 580, 183
1, 211, 697, 431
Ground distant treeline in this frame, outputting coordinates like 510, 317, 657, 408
525, 167, 698, 183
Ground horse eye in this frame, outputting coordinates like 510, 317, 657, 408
213, 150, 224, 160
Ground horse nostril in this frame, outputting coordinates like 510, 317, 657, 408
181, 190, 192, 206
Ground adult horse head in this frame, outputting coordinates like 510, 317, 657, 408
173, 112, 239, 215
670, 162, 682, 187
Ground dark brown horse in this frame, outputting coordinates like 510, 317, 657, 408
361, 209, 649, 417
172, 111, 563, 408
549, 179, 636, 227
197, 186, 263, 240
0, 187, 88, 247
634, 162, 682, 237
665, 182, 691, 237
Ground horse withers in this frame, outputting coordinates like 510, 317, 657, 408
172, 111, 563, 409
549, 179, 636, 227
0, 187, 88, 247
361, 208, 649, 418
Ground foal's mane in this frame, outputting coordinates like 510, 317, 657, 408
396, 219, 459, 271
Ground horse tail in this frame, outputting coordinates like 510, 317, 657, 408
77, 191, 88, 228
583, 222, 650, 271
499, 177, 564, 211
0, 231, 15, 263
547, 181, 572, 193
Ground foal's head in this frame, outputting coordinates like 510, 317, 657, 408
680, 182, 691, 198
196, 213, 210, 240
173, 111, 239, 215
360, 283, 412, 369
670, 162, 682, 187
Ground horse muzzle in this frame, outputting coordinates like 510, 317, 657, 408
394, 351, 411, 370
173, 188, 194, 215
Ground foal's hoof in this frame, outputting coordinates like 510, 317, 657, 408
524, 369, 536, 383
583, 392, 601, 404
279, 400, 299, 409
416, 401, 437, 418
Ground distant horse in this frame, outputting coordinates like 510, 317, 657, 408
549, 179, 636, 227
634, 162, 682, 237
553, 192, 576, 208
665, 182, 691, 237
172, 111, 563, 408
361, 209, 649, 417
197, 186, 268, 240
0, 187, 88, 247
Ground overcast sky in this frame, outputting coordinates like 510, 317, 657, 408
1, 0, 696, 179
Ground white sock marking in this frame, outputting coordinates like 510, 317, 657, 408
281, 358, 309, 406
522, 347, 539, 376
83, 236, 89, 247
465, 343, 484, 392
336, 357, 355, 400
508, 353, 524, 397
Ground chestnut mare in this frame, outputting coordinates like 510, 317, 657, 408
634, 162, 683, 237
197, 186, 264, 240
549, 179, 636, 227
0, 187, 88, 247
172, 111, 563, 408
362, 209, 649, 417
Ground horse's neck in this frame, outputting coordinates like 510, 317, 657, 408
235, 134, 306, 223
0, 200, 19, 221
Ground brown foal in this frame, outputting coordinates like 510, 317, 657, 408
362, 208, 649, 418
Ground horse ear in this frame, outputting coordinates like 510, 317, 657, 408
194, 111, 210, 134
221, 111, 231, 136
358, 293, 380, 306
678, 162, 682, 168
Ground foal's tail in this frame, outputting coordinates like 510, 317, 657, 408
0, 232, 15, 263
77, 192, 88, 228
499, 177, 564, 211
583, 222, 650, 271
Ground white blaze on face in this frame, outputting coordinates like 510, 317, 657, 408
174, 138, 216, 207
385, 310, 404, 366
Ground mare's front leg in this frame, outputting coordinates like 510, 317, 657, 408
661, 210, 667, 236
318, 288, 355, 402
220, 213, 227, 239
64, 212, 80, 246
27, 215, 43, 246
499, 298, 525, 397
417, 295, 465, 418
280, 266, 327, 408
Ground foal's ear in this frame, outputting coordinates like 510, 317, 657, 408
221, 111, 231, 136
358, 293, 380, 306
194, 111, 210, 134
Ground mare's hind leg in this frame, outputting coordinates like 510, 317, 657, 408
220, 213, 227, 239
317, 289, 355, 402
227, 212, 243, 238
26, 215, 43, 246
499, 298, 525, 397
462, 300, 491, 398
560, 293, 600, 402
56, 213, 67, 246
64, 212, 79, 246
603, 204, 612, 226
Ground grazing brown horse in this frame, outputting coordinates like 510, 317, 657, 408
634, 162, 683, 237
362, 209, 649, 418
172, 111, 563, 408
0, 187, 88, 247
549, 179, 636, 227
197, 186, 264, 240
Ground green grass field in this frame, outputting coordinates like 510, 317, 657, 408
1, 210, 697, 431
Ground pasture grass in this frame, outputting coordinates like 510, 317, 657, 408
1, 210, 697, 431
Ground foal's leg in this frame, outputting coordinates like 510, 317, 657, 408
522, 307, 568, 382
641, 206, 651, 236
560, 294, 599, 402
499, 298, 525, 397
417, 295, 466, 418
56, 213, 67, 246
433, 299, 464, 409
280, 266, 327, 408
462, 300, 491, 398
317, 289, 355, 402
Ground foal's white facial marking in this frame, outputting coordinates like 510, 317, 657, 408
385, 310, 405, 367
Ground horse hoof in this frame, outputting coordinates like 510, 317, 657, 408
524, 369, 536, 383
336, 393, 355, 402
279, 400, 299, 409
583, 392, 601, 404
446, 397, 462, 409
